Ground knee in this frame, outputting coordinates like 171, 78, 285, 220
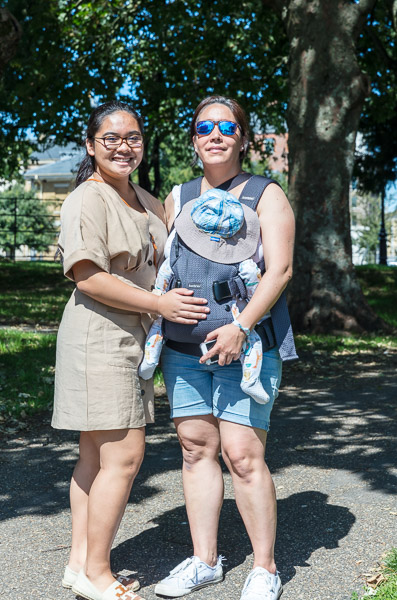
222, 447, 259, 483
178, 435, 218, 470
127, 454, 144, 478
113, 448, 145, 481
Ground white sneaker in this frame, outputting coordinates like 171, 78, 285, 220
154, 555, 224, 597
240, 567, 283, 600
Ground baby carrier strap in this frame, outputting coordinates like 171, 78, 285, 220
238, 176, 297, 362
178, 172, 276, 210
171, 173, 298, 361
239, 175, 281, 211
179, 177, 203, 209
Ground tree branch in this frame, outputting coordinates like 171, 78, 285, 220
357, 0, 378, 16
348, 0, 378, 39
0, 8, 22, 77
365, 24, 397, 70
261, 0, 286, 16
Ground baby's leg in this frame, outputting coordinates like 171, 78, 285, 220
230, 302, 269, 403
240, 331, 270, 404
139, 257, 173, 379
139, 316, 164, 380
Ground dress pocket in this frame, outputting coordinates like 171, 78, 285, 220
104, 312, 145, 368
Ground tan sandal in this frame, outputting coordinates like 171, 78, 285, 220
72, 570, 144, 600
62, 565, 140, 591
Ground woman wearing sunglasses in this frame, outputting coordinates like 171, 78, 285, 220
52, 101, 209, 600
155, 96, 296, 600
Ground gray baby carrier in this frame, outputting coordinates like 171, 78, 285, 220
163, 175, 287, 353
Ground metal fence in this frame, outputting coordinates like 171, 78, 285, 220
0, 196, 62, 261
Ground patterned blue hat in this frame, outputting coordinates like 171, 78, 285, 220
174, 188, 260, 264
190, 189, 244, 238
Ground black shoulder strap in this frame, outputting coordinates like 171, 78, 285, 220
180, 176, 203, 208
180, 174, 280, 210
239, 175, 281, 210
216, 172, 251, 190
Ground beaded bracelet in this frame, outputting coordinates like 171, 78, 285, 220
232, 320, 250, 337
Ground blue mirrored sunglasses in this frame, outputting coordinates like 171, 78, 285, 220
195, 120, 241, 136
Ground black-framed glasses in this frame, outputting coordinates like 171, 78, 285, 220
94, 135, 143, 149
195, 120, 241, 137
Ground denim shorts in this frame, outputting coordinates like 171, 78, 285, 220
160, 345, 282, 431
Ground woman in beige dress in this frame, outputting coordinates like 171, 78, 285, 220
52, 101, 208, 600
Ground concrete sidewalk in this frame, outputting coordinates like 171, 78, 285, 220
1, 357, 396, 600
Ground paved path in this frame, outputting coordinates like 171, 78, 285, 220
1, 360, 396, 600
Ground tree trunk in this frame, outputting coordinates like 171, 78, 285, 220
264, 0, 388, 332
151, 133, 161, 198
138, 133, 161, 196
0, 8, 21, 78
138, 156, 153, 195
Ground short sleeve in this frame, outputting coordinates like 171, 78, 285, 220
58, 184, 110, 281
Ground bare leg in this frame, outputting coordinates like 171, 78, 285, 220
78, 428, 145, 592
174, 415, 223, 566
68, 432, 100, 572
220, 420, 277, 573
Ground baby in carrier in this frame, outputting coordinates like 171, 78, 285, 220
139, 188, 270, 404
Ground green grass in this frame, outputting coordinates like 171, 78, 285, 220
0, 260, 396, 329
0, 329, 56, 432
352, 548, 397, 600
0, 329, 165, 432
153, 367, 165, 388
0, 260, 73, 326
295, 333, 397, 354
356, 265, 397, 327
0, 261, 395, 428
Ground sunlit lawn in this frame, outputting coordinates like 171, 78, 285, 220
356, 265, 397, 328
351, 548, 397, 600
0, 260, 72, 326
0, 329, 56, 432
0, 261, 396, 428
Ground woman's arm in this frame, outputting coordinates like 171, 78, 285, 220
164, 192, 175, 231
73, 260, 208, 324
235, 182, 295, 329
201, 183, 295, 365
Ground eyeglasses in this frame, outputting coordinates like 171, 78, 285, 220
94, 135, 143, 149
195, 120, 241, 137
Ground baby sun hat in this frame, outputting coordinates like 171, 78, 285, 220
174, 188, 260, 264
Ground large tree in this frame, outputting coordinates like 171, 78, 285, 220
262, 0, 395, 332
1, 0, 396, 331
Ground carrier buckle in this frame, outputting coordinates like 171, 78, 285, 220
212, 280, 232, 302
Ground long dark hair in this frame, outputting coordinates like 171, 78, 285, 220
190, 96, 250, 166
75, 101, 144, 188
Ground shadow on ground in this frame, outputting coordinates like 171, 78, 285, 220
110, 491, 355, 588
1, 353, 396, 523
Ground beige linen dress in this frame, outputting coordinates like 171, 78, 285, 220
52, 180, 167, 431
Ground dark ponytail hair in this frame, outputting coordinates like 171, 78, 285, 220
190, 95, 250, 166
75, 101, 144, 188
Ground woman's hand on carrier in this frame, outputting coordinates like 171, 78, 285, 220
199, 323, 246, 366
157, 288, 209, 324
